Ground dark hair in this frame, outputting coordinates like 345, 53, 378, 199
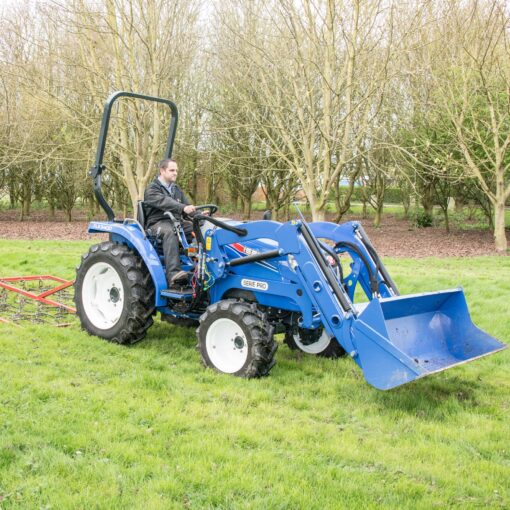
158, 158, 177, 171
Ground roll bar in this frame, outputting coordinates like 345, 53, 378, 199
89, 91, 179, 221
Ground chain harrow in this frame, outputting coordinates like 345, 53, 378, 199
0, 276, 76, 326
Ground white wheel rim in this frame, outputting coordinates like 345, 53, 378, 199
205, 318, 248, 373
82, 262, 124, 330
294, 329, 331, 354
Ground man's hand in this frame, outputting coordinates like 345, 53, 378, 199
183, 205, 196, 216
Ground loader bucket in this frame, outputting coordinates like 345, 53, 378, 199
351, 289, 506, 390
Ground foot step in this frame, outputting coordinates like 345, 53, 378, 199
161, 288, 194, 300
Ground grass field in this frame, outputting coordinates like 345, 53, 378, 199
0, 240, 509, 509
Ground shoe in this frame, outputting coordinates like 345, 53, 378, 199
169, 270, 189, 285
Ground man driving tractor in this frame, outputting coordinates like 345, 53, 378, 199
144, 158, 196, 287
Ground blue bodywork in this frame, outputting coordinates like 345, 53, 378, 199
88, 216, 506, 390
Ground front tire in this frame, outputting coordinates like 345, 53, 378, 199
197, 300, 277, 378
284, 327, 346, 358
74, 242, 155, 345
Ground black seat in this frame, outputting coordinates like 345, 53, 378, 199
137, 201, 164, 255
137, 200, 192, 258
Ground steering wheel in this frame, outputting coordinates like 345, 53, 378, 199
194, 204, 218, 216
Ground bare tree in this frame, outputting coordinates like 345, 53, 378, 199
5, 0, 202, 215
402, 0, 510, 250
213, 0, 394, 220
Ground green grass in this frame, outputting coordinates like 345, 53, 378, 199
0, 240, 509, 509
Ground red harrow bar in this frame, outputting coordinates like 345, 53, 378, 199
0, 275, 76, 325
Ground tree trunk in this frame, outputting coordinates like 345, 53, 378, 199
22, 198, 30, 219
494, 189, 507, 252
130, 197, 137, 220
242, 198, 251, 219
207, 175, 216, 205
374, 172, 386, 227
421, 183, 434, 216
48, 198, 56, 218
19, 200, 26, 221
93, 197, 99, 216
285, 201, 291, 221
22, 180, 31, 219
265, 188, 271, 211
443, 208, 450, 233
231, 194, 239, 212
333, 173, 357, 223
191, 157, 198, 202
312, 208, 326, 221
374, 205, 383, 228
401, 194, 410, 218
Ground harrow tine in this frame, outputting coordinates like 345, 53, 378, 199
0, 275, 76, 325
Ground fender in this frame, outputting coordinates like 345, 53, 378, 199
88, 221, 167, 307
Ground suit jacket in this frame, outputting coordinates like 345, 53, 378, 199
144, 178, 190, 228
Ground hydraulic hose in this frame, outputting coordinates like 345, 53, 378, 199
335, 241, 380, 295
354, 224, 399, 295
300, 222, 353, 313
318, 240, 345, 284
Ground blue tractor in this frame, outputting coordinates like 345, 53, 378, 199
74, 92, 506, 390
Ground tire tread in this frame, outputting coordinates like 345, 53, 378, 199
74, 241, 155, 345
197, 299, 277, 378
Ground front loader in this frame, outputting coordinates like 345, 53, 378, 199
75, 91, 506, 390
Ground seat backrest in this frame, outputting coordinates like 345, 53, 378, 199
137, 200, 146, 229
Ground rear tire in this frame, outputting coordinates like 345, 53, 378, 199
74, 242, 155, 345
197, 300, 277, 378
284, 327, 346, 358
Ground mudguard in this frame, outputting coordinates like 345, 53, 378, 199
88, 221, 168, 307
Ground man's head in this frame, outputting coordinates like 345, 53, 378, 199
158, 158, 178, 185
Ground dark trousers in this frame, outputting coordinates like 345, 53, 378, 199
150, 220, 181, 284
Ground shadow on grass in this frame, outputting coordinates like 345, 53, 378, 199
372, 374, 483, 420
127, 322, 490, 422
132, 321, 198, 354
